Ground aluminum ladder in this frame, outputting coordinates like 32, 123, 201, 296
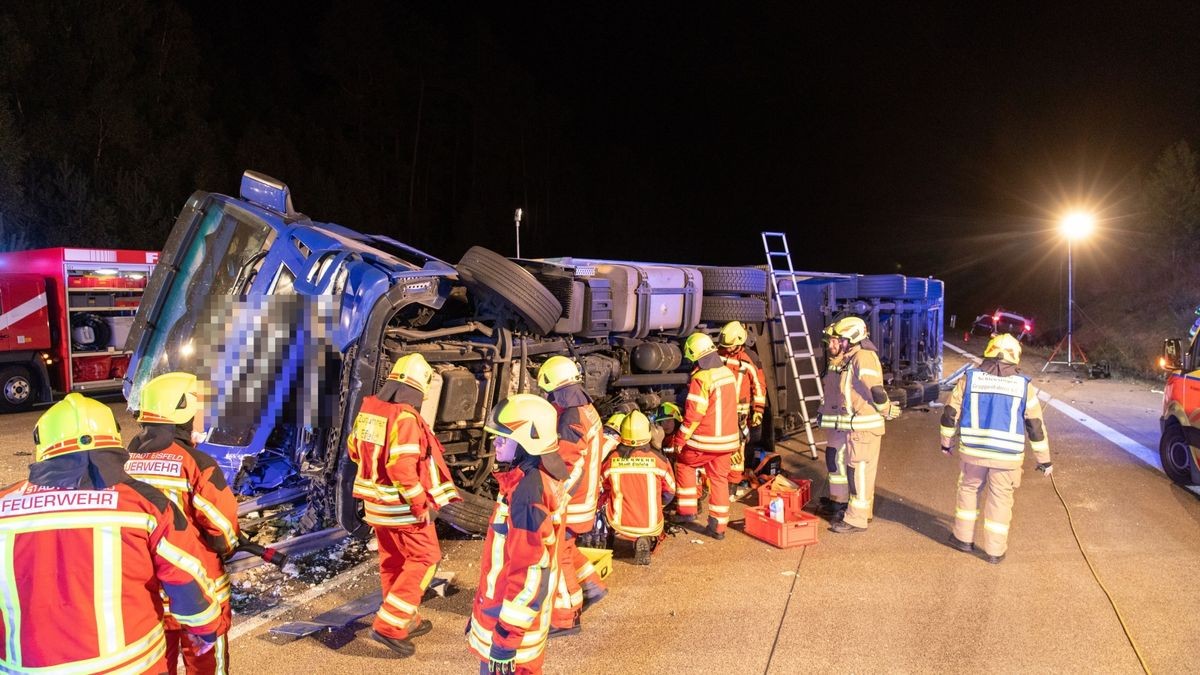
762, 231, 823, 458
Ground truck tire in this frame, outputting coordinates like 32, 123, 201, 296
437, 491, 496, 536
0, 365, 36, 413
457, 246, 562, 335
1159, 422, 1196, 486
699, 296, 767, 323
698, 266, 768, 295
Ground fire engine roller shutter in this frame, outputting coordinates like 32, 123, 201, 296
456, 246, 563, 336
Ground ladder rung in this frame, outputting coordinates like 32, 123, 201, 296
781, 311, 806, 318
802, 395, 823, 402
787, 331, 808, 337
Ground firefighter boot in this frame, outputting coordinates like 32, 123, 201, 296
633, 536, 653, 565
372, 630, 416, 657
548, 616, 582, 639
948, 535, 974, 553
704, 518, 725, 541
581, 582, 608, 612
829, 519, 866, 534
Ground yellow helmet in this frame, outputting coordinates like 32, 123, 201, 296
604, 412, 628, 432
984, 333, 1022, 365
138, 372, 199, 425
832, 316, 868, 345
484, 393, 559, 455
34, 393, 124, 462
619, 410, 652, 446
683, 332, 717, 362
655, 401, 682, 423
389, 353, 434, 393
718, 321, 748, 348
537, 355, 581, 393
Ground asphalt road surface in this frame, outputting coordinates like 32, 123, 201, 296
2, 345, 1196, 674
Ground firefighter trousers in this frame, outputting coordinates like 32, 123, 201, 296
824, 429, 849, 504
553, 532, 584, 628
373, 520, 441, 638
953, 460, 1021, 557
675, 449, 732, 533
728, 415, 749, 483
843, 431, 881, 529
166, 630, 229, 675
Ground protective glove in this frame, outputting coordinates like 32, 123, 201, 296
751, 411, 763, 427
882, 401, 901, 420
1036, 462, 1054, 477
186, 633, 216, 656
486, 644, 518, 674
939, 445, 953, 457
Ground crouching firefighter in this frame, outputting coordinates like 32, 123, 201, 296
126, 372, 239, 674
348, 354, 461, 656
940, 334, 1052, 564
537, 356, 607, 635
0, 394, 223, 674
601, 411, 676, 565
469, 394, 570, 675
670, 332, 741, 540
822, 317, 901, 533
717, 321, 767, 494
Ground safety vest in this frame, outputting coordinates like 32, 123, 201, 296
601, 447, 676, 539
559, 403, 604, 534
348, 399, 460, 527
958, 370, 1032, 463
680, 364, 741, 453
818, 349, 886, 434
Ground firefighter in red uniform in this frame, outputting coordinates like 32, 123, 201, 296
468, 394, 570, 675
0, 394, 223, 674
669, 332, 741, 539
717, 321, 767, 494
126, 372, 239, 674
601, 411, 676, 565
537, 356, 606, 635
347, 353, 461, 656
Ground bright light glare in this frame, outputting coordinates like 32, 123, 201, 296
180, 340, 195, 357
1061, 212, 1095, 240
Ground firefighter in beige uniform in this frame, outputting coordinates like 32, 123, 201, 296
940, 333, 1051, 564
816, 324, 850, 518
823, 317, 900, 533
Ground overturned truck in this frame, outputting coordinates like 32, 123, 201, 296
124, 171, 944, 538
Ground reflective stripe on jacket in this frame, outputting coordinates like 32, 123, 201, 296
347, 399, 461, 528
678, 364, 741, 453
556, 403, 604, 534
719, 347, 767, 416
818, 348, 887, 434
0, 479, 222, 673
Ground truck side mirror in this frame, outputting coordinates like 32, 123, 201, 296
1161, 338, 1184, 372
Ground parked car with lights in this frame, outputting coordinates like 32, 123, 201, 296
971, 309, 1033, 341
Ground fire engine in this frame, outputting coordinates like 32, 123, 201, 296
1158, 335, 1200, 486
0, 248, 158, 412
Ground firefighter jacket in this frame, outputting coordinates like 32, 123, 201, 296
468, 453, 567, 666
818, 343, 889, 435
549, 384, 604, 535
719, 346, 767, 417
126, 425, 239, 631
940, 359, 1050, 467
671, 352, 741, 453
0, 450, 223, 674
600, 445, 676, 539
348, 397, 461, 527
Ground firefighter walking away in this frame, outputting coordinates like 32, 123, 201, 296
939, 334, 1052, 564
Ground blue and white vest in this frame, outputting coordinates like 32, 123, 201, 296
959, 370, 1031, 462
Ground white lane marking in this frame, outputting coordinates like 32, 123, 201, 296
943, 341, 1162, 471
227, 560, 375, 643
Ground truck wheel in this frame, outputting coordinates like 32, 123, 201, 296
1159, 423, 1196, 486
0, 365, 36, 413
457, 246, 562, 335
698, 266, 768, 295
437, 491, 496, 536
699, 296, 767, 323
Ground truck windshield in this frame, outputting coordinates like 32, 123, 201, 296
129, 200, 276, 419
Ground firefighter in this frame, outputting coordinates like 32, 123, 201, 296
816, 324, 851, 519
468, 394, 570, 675
0, 394, 223, 673
717, 321, 767, 496
940, 333, 1052, 564
347, 353, 461, 657
537, 356, 607, 635
650, 402, 681, 452
823, 317, 901, 534
601, 411, 676, 565
125, 372, 239, 674
668, 332, 741, 540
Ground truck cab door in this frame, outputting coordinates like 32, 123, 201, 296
0, 280, 10, 352
1183, 337, 1200, 427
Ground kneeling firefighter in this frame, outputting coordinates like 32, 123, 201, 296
939, 334, 1052, 564
347, 354, 461, 656
468, 394, 570, 675
600, 411, 676, 565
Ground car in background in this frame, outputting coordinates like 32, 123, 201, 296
971, 309, 1033, 341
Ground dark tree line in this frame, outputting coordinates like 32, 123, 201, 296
0, 1, 621, 261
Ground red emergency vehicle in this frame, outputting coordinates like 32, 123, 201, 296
0, 248, 157, 412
